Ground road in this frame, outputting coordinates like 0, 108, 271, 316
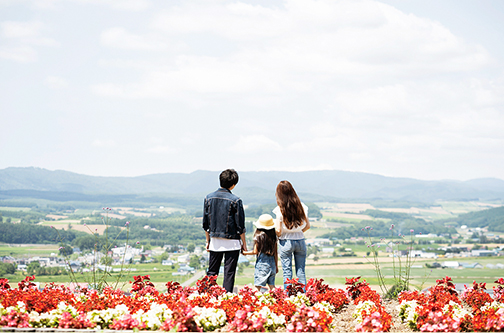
181, 269, 206, 287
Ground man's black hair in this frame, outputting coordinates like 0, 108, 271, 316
220, 169, 239, 189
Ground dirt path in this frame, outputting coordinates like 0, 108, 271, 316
181, 270, 206, 287
330, 299, 413, 332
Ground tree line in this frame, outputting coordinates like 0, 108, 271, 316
443, 206, 504, 232
0, 222, 81, 244
321, 213, 455, 240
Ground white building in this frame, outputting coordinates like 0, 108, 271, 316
177, 254, 190, 263
442, 261, 460, 269
411, 250, 437, 259
111, 244, 142, 262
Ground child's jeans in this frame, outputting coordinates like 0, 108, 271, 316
254, 252, 276, 287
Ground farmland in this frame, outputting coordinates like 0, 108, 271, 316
1, 199, 504, 292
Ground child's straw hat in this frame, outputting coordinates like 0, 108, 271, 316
254, 214, 275, 230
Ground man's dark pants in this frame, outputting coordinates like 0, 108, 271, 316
207, 250, 240, 293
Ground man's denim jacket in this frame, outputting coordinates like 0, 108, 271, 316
203, 188, 245, 239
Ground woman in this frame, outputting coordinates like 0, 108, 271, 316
273, 180, 310, 289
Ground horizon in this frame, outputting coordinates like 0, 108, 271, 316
1, 165, 503, 183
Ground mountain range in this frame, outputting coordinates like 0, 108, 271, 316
1, 167, 504, 205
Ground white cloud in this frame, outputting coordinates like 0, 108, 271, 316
1, 0, 503, 180
255, 164, 335, 172
92, 139, 116, 148
74, 0, 151, 11
93, 0, 491, 100
0, 20, 58, 62
0, 45, 37, 62
1, 21, 43, 38
231, 135, 283, 153
100, 27, 167, 50
92, 55, 282, 98
45, 76, 68, 89
147, 145, 176, 154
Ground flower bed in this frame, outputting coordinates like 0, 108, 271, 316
0, 276, 349, 332
1, 275, 504, 332
397, 277, 504, 332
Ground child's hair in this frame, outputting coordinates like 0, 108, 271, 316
253, 228, 277, 256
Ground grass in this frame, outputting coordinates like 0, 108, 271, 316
40, 221, 81, 225
304, 227, 332, 238
72, 209, 96, 216
4, 256, 504, 293
438, 201, 487, 214
2, 260, 191, 289
235, 253, 504, 289
0, 244, 59, 257
0, 207, 32, 212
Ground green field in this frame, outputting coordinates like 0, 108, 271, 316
0, 244, 59, 256
0, 207, 32, 212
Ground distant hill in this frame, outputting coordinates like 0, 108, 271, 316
445, 206, 504, 232
0, 167, 503, 204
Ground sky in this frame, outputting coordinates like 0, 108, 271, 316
1, 0, 503, 181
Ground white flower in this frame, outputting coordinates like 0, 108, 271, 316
29, 311, 60, 328
187, 292, 202, 300
288, 293, 311, 307
481, 301, 504, 312
443, 300, 471, 321
193, 306, 226, 331
353, 300, 376, 323
86, 304, 130, 328
256, 291, 275, 305
138, 303, 173, 330
397, 300, 419, 329
214, 292, 240, 306
314, 301, 336, 314
256, 306, 286, 330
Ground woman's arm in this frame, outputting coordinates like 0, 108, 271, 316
302, 218, 310, 232
274, 243, 279, 274
274, 218, 282, 237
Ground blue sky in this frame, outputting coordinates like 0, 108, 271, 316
1, 0, 503, 181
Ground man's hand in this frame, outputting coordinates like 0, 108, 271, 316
241, 243, 248, 253
240, 233, 247, 252
205, 231, 211, 252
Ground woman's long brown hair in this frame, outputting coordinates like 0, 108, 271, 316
276, 180, 307, 230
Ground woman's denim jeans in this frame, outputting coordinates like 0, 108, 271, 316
278, 239, 307, 289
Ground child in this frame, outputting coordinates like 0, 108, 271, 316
242, 214, 279, 291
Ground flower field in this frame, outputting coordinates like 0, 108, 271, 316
1, 275, 504, 332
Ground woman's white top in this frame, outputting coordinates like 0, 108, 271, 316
272, 202, 308, 240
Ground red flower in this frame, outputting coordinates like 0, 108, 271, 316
285, 278, 305, 296
462, 281, 493, 311
0, 278, 10, 290
18, 275, 36, 291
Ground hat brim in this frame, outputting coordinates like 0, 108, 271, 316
254, 221, 276, 230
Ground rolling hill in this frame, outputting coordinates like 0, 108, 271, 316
0, 167, 503, 205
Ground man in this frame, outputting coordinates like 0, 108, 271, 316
203, 169, 247, 293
